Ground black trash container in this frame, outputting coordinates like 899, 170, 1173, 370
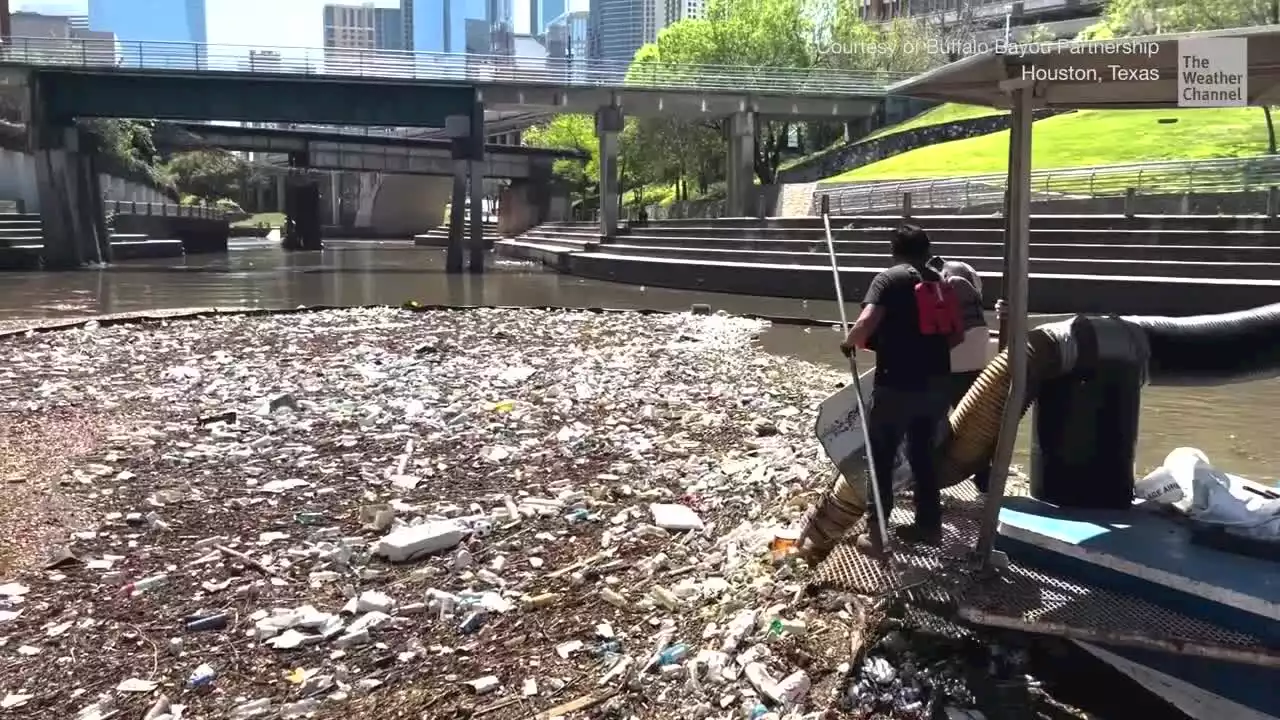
1030, 360, 1143, 509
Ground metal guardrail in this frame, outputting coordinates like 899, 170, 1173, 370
813, 156, 1280, 214
0, 37, 903, 97
105, 200, 227, 220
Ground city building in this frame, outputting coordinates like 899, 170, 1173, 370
530, 0, 565, 36
324, 3, 405, 52
859, 0, 1104, 40
410, 0, 514, 54
401, 0, 414, 49
10, 10, 116, 64
665, 0, 703, 22
88, 0, 206, 43
543, 8, 588, 60
590, 0, 669, 63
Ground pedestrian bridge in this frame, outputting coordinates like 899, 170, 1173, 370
0, 37, 900, 125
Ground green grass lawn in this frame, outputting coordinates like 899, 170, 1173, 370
824, 107, 1273, 183
232, 212, 285, 228
861, 103, 1006, 144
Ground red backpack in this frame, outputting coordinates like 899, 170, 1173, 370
913, 270, 963, 337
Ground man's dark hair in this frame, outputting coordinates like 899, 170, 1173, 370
891, 224, 931, 262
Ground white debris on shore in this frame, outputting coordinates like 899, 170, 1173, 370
0, 307, 875, 720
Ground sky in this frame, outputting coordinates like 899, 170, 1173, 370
15, 0, 534, 48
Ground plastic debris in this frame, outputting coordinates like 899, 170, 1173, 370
0, 307, 1052, 718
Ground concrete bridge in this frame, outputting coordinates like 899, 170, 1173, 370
155, 122, 584, 237
0, 37, 897, 270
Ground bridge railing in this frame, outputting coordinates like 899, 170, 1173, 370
105, 200, 228, 220
813, 155, 1280, 214
0, 36, 904, 96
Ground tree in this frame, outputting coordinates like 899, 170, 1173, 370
1081, 0, 1279, 153
628, 0, 816, 186
162, 150, 249, 202
523, 114, 599, 205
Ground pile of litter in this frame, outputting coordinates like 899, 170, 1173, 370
0, 307, 911, 720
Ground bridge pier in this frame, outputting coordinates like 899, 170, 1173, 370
445, 107, 487, 274
725, 111, 756, 218
33, 125, 109, 268
468, 104, 486, 275
282, 175, 322, 251
596, 106, 623, 239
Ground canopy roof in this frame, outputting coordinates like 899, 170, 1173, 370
888, 24, 1280, 109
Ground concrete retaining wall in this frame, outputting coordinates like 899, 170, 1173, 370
0, 147, 168, 213
112, 214, 230, 254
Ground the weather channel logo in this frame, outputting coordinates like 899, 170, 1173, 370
1178, 38, 1248, 106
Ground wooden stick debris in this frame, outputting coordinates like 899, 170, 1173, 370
213, 544, 287, 581
529, 688, 616, 719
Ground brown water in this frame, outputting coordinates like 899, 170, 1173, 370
3, 238, 1278, 484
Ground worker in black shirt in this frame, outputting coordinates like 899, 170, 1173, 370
840, 224, 964, 554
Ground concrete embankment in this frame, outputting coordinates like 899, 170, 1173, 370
497, 215, 1280, 315
0, 211, 230, 268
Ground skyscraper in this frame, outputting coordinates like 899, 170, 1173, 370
88, 0, 206, 44
88, 0, 206, 68
324, 3, 404, 52
531, 0, 565, 36
411, 0, 513, 54
589, 0, 645, 62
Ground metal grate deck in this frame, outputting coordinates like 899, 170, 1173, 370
813, 481, 1280, 666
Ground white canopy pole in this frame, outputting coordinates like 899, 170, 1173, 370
974, 72, 1034, 565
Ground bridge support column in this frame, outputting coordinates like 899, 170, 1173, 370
726, 111, 756, 218
33, 125, 107, 268
445, 110, 486, 274
596, 106, 623, 239
468, 104, 486, 275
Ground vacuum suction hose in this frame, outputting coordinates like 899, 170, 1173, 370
800, 301, 1280, 560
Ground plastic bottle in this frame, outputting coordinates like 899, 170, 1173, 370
658, 642, 688, 665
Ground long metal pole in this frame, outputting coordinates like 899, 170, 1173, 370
821, 209, 890, 548
975, 83, 1033, 565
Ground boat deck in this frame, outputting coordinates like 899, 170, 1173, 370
812, 482, 1280, 666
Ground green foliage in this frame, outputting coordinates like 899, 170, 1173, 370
163, 150, 251, 202
613, 0, 952, 198
1078, 0, 1277, 152
79, 119, 175, 196
1083, 0, 1277, 37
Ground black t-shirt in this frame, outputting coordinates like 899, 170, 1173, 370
863, 263, 952, 387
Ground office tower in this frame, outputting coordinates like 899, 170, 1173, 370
590, 0, 661, 62
411, 0, 515, 54
10, 10, 116, 63
543, 8, 587, 59
323, 3, 405, 57
531, 0, 564, 35
401, 0, 413, 49
89, 0, 206, 44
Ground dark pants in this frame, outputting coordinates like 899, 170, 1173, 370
867, 376, 951, 532
949, 370, 990, 493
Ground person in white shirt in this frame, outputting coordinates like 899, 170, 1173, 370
928, 258, 1004, 492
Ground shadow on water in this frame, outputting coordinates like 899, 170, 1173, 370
2, 239, 1278, 484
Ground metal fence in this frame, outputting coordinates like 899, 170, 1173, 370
813, 155, 1280, 214
105, 200, 227, 220
0, 37, 904, 97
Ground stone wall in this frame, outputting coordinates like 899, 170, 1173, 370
0, 147, 170, 213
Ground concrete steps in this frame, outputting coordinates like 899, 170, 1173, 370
413, 224, 501, 248
647, 214, 1280, 233
495, 217, 1280, 315
598, 243, 1280, 281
